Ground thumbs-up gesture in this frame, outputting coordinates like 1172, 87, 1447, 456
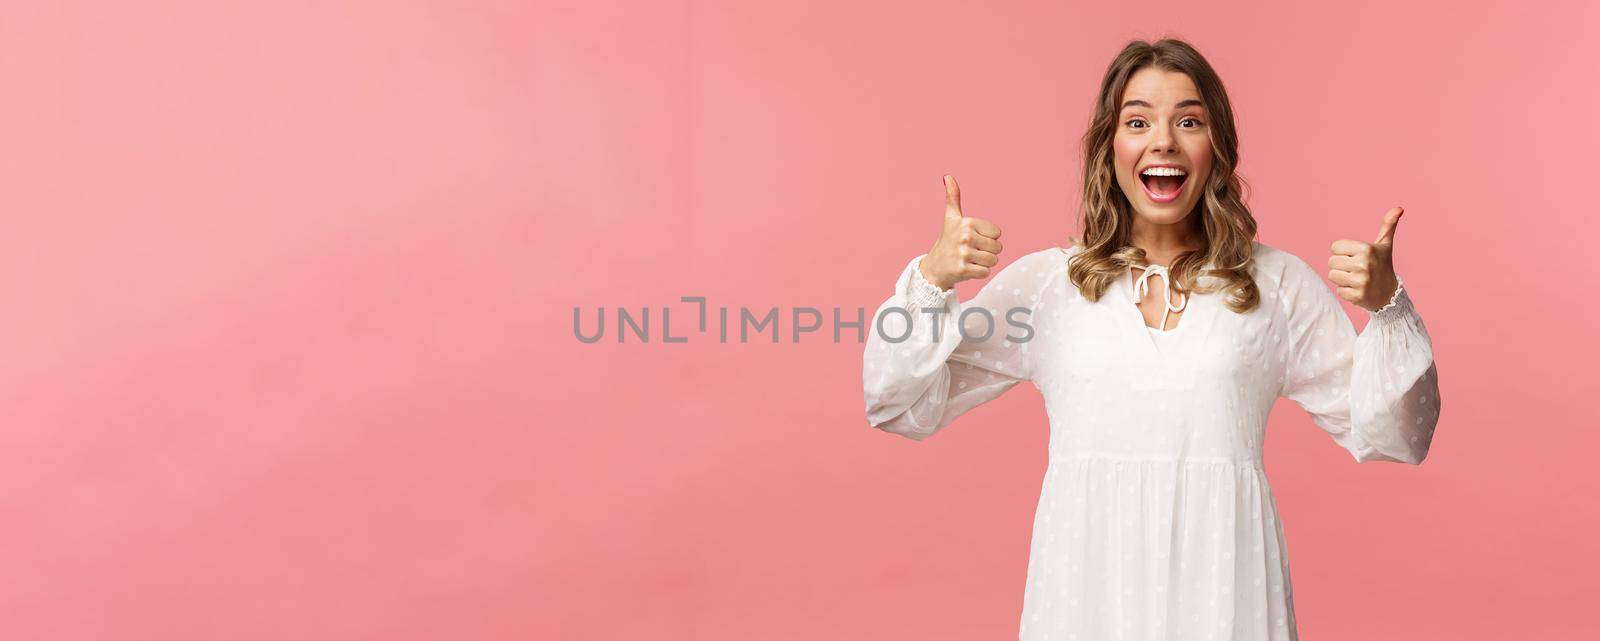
920, 175, 1004, 290
1327, 206, 1403, 312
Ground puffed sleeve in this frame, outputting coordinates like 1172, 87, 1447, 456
1277, 256, 1441, 464
862, 249, 1060, 441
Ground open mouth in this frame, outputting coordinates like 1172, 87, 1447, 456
1138, 167, 1188, 203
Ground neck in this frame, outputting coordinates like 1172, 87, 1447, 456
1129, 214, 1201, 264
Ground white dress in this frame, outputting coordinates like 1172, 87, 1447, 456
861, 241, 1440, 641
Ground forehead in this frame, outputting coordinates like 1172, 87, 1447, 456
1119, 67, 1202, 109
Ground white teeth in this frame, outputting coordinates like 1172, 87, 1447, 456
1140, 167, 1187, 177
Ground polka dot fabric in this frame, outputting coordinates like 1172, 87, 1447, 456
862, 241, 1441, 640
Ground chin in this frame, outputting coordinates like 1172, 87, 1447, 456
1131, 203, 1199, 224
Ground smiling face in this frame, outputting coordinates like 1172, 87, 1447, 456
1113, 67, 1214, 226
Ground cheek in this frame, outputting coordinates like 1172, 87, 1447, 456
1185, 137, 1212, 169
1185, 140, 1214, 184
1193, 158, 1214, 187
1112, 138, 1141, 172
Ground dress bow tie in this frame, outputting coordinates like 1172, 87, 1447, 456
1133, 263, 1188, 331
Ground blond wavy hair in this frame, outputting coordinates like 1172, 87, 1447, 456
1064, 38, 1261, 314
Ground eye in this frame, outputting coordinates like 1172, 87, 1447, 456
1125, 118, 1147, 129
1180, 117, 1203, 128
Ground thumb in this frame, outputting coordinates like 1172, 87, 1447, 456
1374, 206, 1403, 246
944, 174, 964, 219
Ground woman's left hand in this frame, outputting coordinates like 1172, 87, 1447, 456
1327, 206, 1404, 312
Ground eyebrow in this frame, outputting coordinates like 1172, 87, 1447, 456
1121, 99, 1205, 110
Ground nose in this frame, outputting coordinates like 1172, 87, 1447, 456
1150, 127, 1176, 154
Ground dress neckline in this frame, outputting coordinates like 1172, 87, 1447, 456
1115, 265, 1219, 364
1130, 263, 1187, 332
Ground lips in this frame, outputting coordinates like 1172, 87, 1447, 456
1139, 170, 1187, 204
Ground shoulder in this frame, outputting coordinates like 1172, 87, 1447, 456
1247, 240, 1320, 290
1247, 241, 1340, 321
1011, 244, 1079, 273
995, 245, 1079, 292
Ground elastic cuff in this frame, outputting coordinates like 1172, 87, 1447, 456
907, 257, 953, 310
1368, 275, 1412, 321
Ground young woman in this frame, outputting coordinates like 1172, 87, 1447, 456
862, 39, 1440, 640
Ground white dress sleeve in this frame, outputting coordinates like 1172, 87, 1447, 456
862, 249, 1061, 441
1277, 257, 1441, 464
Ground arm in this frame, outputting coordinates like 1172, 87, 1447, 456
862, 249, 1058, 441
1278, 258, 1441, 464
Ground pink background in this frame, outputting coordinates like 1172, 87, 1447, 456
2, 1, 1595, 639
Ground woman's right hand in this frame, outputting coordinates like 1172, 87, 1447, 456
920, 174, 1003, 290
